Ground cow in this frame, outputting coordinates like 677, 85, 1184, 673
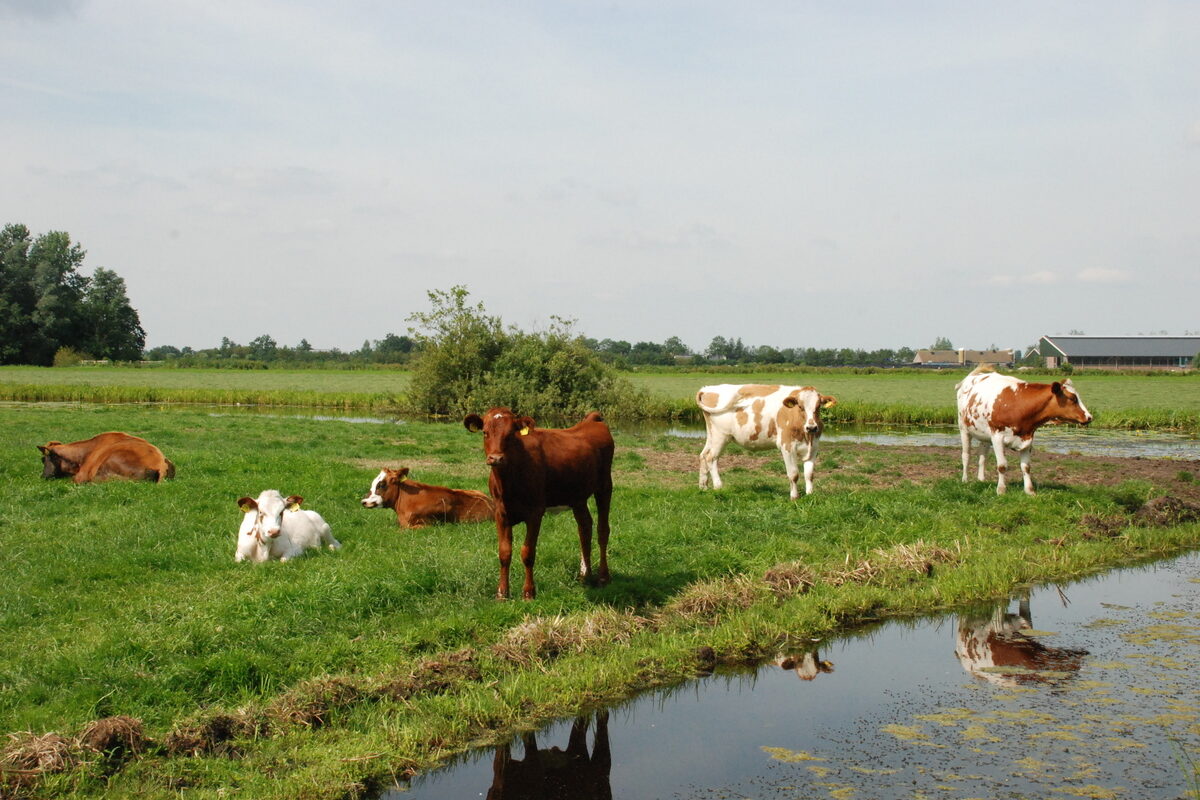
487, 712, 611, 800
696, 384, 837, 499
463, 409, 614, 600
37, 431, 175, 483
955, 597, 1087, 686
235, 490, 341, 563
361, 467, 495, 528
956, 366, 1092, 495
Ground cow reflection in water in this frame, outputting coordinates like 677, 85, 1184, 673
955, 596, 1087, 685
776, 646, 834, 681
488, 712, 611, 800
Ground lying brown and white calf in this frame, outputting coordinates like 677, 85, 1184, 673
361, 467, 494, 528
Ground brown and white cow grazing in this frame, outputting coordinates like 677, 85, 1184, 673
361, 467, 494, 528
956, 367, 1092, 495
38, 431, 175, 483
463, 409, 614, 600
696, 384, 837, 499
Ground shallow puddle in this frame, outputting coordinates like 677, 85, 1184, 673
391, 552, 1200, 799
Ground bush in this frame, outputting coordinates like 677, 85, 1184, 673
52, 346, 90, 367
405, 286, 657, 420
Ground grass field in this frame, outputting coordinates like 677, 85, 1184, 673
3, 366, 1199, 430
3, 402, 1199, 797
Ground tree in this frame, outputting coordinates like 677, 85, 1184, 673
0, 225, 146, 365
930, 336, 953, 350
248, 334, 278, 361
80, 267, 145, 360
407, 286, 506, 415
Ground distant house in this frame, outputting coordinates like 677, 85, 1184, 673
912, 348, 1014, 367
1038, 336, 1200, 369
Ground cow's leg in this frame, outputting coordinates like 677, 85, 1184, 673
1019, 444, 1035, 496
699, 428, 729, 490
990, 434, 1009, 495
594, 476, 612, 586
496, 520, 514, 600
802, 455, 816, 496
572, 502, 595, 584
520, 514, 543, 600
959, 425, 972, 482
977, 445, 987, 482
780, 447, 801, 500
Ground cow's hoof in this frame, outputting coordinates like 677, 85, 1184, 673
522, 590, 537, 601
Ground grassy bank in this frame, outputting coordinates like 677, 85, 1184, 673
2, 404, 1199, 797
3, 365, 1198, 431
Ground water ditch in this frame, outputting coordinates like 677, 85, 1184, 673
390, 551, 1200, 799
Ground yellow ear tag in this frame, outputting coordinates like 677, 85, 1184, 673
519, 426, 530, 436
396, 475, 406, 482
286, 502, 301, 512
239, 502, 253, 512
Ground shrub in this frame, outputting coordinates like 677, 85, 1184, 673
51, 346, 90, 367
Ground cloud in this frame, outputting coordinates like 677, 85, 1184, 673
986, 271, 1058, 286
1076, 268, 1130, 283
197, 166, 335, 195
1187, 121, 1200, 148
0, 0, 83, 20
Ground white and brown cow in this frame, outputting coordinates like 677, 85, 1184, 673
697, 384, 837, 499
956, 367, 1092, 495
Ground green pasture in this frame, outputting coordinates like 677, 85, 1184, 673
2, 402, 1199, 798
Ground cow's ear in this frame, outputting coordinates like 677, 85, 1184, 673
820, 395, 837, 409
396, 467, 409, 482
1051, 381, 1063, 395
285, 495, 304, 511
238, 497, 257, 512
464, 414, 484, 433
782, 395, 799, 408
519, 416, 536, 435
37, 445, 49, 455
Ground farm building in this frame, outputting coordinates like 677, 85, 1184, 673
1038, 335, 1200, 369
912, 348, 1014, 367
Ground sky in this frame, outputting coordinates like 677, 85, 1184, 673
2, 1, 1198, 353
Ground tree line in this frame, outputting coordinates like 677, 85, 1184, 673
0, 224, 145, 366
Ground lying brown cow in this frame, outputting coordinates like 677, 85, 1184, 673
38, 431, 175, 483
360, 467, 494, 528
464, 408, 614, 600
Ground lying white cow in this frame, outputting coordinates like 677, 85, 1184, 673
697, 384, 837, 499
235, 490, 341, 563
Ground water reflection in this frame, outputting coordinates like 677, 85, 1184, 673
487, 712, 611, 800
955, 595, 1088, 686
774, 644, 834, 682
395, 553, 1200, 800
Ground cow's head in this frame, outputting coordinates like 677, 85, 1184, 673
782, 388, 837, 436
37, 442, 76, 479
1048, 380, 1093, 426
464, 408, 534, 467
361, 467, 409, 507
238, 490, 304, 541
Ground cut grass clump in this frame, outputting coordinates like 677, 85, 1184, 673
762, 562, 817, 597
163, 712, 266, 758
78, 716, 147, 761
660, 574, 763, 623
492, 609, 650, 666
828, 540, 960, 586
1133, 496, 1200, 527
379, 649, 481, 701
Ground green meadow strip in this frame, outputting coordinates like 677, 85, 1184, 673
3, 403, 1199, 797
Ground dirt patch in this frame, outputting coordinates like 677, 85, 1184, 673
1133, 495, 1200, 526
623, 441, 1200, 502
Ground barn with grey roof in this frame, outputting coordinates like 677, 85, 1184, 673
1038, 336, 1200, 369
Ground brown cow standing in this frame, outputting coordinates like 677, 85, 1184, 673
38, 432, 175, 483
463, 409, 614, 600
360, 467, 494, 528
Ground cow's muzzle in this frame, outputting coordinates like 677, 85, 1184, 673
486, 453, 505, 466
